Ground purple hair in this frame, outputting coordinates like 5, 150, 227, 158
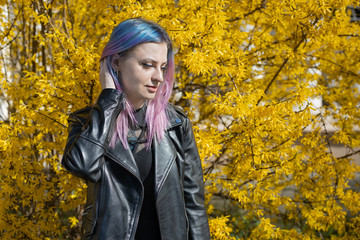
100, 18, 175, 149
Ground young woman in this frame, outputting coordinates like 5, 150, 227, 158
62, 18, 210, 240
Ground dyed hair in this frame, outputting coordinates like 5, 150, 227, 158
100, 18, 174, 149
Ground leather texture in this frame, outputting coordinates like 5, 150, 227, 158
62, 89, 211, 240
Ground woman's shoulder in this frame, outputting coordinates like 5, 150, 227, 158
165, 104, 197, 138
165, 103, 191, 130
166, 103, 188, 120
67, 106, 92, 127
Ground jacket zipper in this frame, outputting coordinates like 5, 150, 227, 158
103, 93, 144, 239
130, 185, 144, 240
105, 151, 144, 240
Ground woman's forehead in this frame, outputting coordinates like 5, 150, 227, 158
130, 42, 168, 62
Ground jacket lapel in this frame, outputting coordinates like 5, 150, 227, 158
105, 111, 183, 190
153, 134, 176, 196
106, 141, 141, 181
154, 114, 183, 195
106, 133, 177, 193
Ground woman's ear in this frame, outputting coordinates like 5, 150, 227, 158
111, 54, 121, 71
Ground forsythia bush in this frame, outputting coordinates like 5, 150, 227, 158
1, 0, 360, 239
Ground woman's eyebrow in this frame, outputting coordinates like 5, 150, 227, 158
142, 57, 167, 65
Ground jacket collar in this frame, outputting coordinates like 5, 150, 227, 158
106, 120, 180, 190
166, 106, 184, 130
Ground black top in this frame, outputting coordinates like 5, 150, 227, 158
128, 106, 161, 239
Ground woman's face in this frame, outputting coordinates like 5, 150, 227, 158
115, 42, 168, 109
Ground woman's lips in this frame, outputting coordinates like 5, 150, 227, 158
146, 85, 158, 93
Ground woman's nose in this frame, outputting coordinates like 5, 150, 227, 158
152, 67, 164, 83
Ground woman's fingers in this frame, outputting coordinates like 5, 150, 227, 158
99, 58, 116, 89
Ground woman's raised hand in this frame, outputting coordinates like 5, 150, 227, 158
99, 58, 116, 90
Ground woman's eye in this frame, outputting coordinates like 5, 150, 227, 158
161, 66, 167, 71
142, 62, 152, 68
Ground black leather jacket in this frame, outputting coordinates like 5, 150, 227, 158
62, 89, 210, 240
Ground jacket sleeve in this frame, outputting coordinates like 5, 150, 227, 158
182, 117, 211, 240
61, 89, 124, 182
